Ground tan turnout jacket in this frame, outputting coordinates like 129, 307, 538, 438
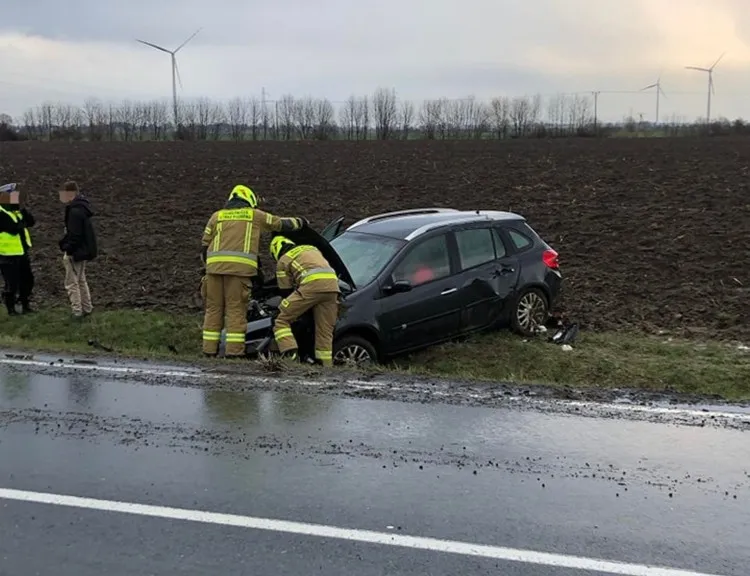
276, 245, 340, 293
202, 207, 302, 276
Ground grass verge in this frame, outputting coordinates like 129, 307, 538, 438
0, 307, 748, 400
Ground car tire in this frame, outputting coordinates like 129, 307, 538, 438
511, 288, 549, 337
334, 334, 378, 366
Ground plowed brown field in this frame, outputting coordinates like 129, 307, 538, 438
1, 138, 749, 339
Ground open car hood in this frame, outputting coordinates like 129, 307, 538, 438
280, 222, 355, 289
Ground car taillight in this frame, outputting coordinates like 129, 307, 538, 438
542, 249, 559, 269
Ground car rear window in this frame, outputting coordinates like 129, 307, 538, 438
330, 231, 404, 287
508, 228, 533, 251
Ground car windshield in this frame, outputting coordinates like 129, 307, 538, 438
330, 231, 404, 288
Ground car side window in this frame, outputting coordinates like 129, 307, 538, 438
455, 228, 496, 270
492, 229, 507, 258
392, 234, 451, 286
508, 229, 532, 251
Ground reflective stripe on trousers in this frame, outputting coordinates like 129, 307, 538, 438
206, 250, 258, 267
315, 349, 333, 366
299, 267, 337, 285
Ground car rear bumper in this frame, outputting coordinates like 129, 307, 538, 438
545, 269, 563, 307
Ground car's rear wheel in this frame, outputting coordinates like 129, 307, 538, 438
334, 335, 378, 366
511, 288, 549, 336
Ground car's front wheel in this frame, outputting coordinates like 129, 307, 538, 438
334, 335, 378, 366
511, 288, 549, 336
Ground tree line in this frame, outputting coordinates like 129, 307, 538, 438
2, 87, 749, 142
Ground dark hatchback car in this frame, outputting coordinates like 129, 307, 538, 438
244, 208, 562, 364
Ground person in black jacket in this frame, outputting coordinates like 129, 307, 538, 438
58, 181, 97, 318
0, 183, 35, 315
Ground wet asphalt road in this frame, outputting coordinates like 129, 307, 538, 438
0, 361, 749, 575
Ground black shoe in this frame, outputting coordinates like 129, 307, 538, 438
20, 300, 34, 314
3, 294, 17, 315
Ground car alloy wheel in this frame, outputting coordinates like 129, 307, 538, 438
334, 344, 372, 365
516, 290, 548, 333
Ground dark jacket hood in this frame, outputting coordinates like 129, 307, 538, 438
69, 195, 93, 216
224, 197, 251, 210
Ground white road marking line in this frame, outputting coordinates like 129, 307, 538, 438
0, 488, 727, 576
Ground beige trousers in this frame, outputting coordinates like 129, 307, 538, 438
63, 254, 92, 316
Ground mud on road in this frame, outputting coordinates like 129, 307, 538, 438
1, 352, 748, 432
1, 137, 749, 340
1, 357, 749, 509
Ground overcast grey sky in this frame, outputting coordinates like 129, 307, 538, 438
1, 0, 749, 122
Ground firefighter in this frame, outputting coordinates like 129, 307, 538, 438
0, 183, 35, 315
269, 235, 340, 366
201, 185, 307, 358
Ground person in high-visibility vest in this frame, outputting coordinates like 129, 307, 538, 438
200, 184, 307, 358
269, 235, 340, 366
0, 183, 35, 315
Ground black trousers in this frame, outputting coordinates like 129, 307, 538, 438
0, 256, 34, 309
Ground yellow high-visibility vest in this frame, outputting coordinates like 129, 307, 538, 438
0, 207, 31, 256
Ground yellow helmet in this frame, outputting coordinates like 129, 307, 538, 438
270, 235, 295, 260
229, 184, 258, 208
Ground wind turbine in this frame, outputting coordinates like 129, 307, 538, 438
136, 28, 201, 127
640, 75, 666, 124
685, 52, 725, 125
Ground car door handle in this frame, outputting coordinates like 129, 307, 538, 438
495, 267, 515, 276
441, 288, 457, 295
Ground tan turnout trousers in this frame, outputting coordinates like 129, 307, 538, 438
201, 273, 250, 356
273, 290, 339, 365
63, 254, 92, 316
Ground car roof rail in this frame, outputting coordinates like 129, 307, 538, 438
347, 208, 459, 230
403, 211, 523, 241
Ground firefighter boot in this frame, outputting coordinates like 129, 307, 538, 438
281, 349, 299, 363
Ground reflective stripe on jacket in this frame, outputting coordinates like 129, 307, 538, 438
201, 206, 302, 277
276, 245, 340, 293
0, 207, 30, 256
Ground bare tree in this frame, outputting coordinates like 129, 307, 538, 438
208, 101, 225, 140
134, 101, 151, 140
116, 100, 136, 141
528, 94, 542, 136
292, 96, 316, 139
180, 101, 199, 140
546, 94, 561, 136
399, 100, 414, 139
150, 100, 169, 140
21, 109, 38, 140
372, 87, 397, 140
566, 94, 593, 133
355, 96, 370, 140
419, 99, 442, 139
339, 96, 358, 140
278, 94, 296, 140
195, 97, 214, 140
226, 97, 248, 141
490, 96, 510, 139
248, 97, 261, 140
466, 97, 490, 139
444, 99, 464, 138
312, 98, 335, 140
510, 96, 531, 137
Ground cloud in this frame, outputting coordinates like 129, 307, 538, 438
0, 0, 749, 122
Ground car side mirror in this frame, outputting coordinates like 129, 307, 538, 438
383, 279, 412, 295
